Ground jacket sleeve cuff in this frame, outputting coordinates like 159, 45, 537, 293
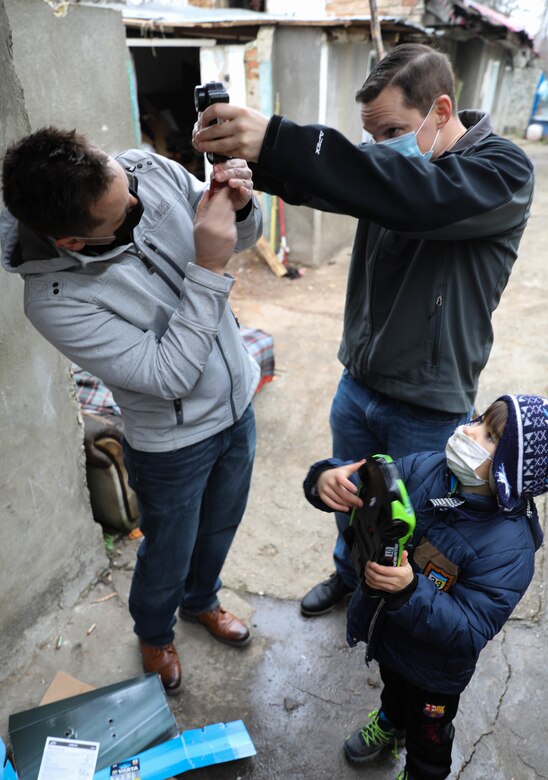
384, 575, 419, 610
234, 197, 262, 252
235, 200, 253, 222
185, 262, 235, 294
303, 458, 351, 513
260, 115, 284, 156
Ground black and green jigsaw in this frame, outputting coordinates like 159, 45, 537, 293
344, 454, 416, 598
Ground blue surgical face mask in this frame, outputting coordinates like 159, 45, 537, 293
379, 102, 440, 160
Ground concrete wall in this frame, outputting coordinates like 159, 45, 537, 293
452, 38, 538, 136
271, 27, 322, 265
271, 28, 370, 266
5, 0, 139, 153
502, 59, 542, 136
314, 36, 372, 265
0, 0, 135, 668
453, 38, 485, 111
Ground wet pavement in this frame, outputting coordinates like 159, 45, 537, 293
1, 140, 546, 780
1, 528, 545, 780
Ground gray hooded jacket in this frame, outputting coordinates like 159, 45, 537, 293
0, 149, 262, 451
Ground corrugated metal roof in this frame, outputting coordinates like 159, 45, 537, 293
99, 1, 279, 25
434, 0, 533, 43
462, 0, 529, 36
94, 1, 430, 34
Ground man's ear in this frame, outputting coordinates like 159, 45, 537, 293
55, 237, 85, 251
434, 95, 453, 129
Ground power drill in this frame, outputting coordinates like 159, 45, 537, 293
194, 80, 230, 193
345, 454, 416, 598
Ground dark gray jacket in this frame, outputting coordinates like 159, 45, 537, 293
0, 150, 262, 451
252, 110, 534, 413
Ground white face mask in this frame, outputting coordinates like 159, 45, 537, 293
445, 425, 493, 487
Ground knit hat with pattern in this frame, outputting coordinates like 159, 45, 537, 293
492, 394, 548, 511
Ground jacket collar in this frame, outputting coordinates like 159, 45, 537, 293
0, 208, 130, 276
449, 110, 494, 154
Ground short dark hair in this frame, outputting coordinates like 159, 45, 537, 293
356, 44, 457, 115
482, 400, 508, 443
2, 127, 114, 237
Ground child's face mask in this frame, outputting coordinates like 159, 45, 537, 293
445, 425, 493, 487
379, 102, 440, 160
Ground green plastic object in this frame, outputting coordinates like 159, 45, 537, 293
346, 454, 416, 597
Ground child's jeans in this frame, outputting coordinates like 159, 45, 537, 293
379, 664, 460, 780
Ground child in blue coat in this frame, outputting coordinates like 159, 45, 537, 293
303, 394, 547, 780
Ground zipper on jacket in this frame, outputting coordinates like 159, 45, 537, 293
216, 335, 237, 423
143, 239, 186, 283
363, 228, 387, 372
126, 247, 155, 274
128, 244, 180, 297
365, 597, 385, 665
429, 258, 448, 369
173, 398, 183, 426
430, 295, 443, 367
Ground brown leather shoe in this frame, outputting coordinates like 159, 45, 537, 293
139, 640, 181, 693
180, 605, 251, 647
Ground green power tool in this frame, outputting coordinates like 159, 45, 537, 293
344, 454, 416, 598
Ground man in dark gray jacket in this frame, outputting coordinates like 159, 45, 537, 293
193, 44, 534, 617
1, 127, 263, 692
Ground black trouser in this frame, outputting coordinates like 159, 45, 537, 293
379, 665, 460, 780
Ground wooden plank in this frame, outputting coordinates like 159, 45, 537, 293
252, 236, 287, 278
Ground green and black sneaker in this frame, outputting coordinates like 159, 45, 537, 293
344, 709, 405, 764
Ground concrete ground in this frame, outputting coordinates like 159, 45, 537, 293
1, 141, 547, 780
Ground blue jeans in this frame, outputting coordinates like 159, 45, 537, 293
330, 371, 471, 588
123, 404, 256, 646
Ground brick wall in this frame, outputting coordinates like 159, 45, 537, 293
188, 0, 223, 8
326, 0, 424, 23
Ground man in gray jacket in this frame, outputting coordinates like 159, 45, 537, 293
193, 44, 534, 620
1, 127, 263, 692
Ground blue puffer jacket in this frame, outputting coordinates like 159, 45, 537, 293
304, 452, 543, 694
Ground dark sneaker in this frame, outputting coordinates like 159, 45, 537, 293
344, 710, 406, 764
300, 572, 354, 617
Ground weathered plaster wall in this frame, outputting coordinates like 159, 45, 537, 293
502, 60, 542, 136
271, 27, 371, 266
270, 27, 322, 265
453, 40, 537, 135
314, 35, 372, 265
5, 0, 138, 152
0, 0, 135, 669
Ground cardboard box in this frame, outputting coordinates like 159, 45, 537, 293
7, 672, 256, 779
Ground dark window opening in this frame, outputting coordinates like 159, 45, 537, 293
131, 46, 206, 180
228, 1, 265, 10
